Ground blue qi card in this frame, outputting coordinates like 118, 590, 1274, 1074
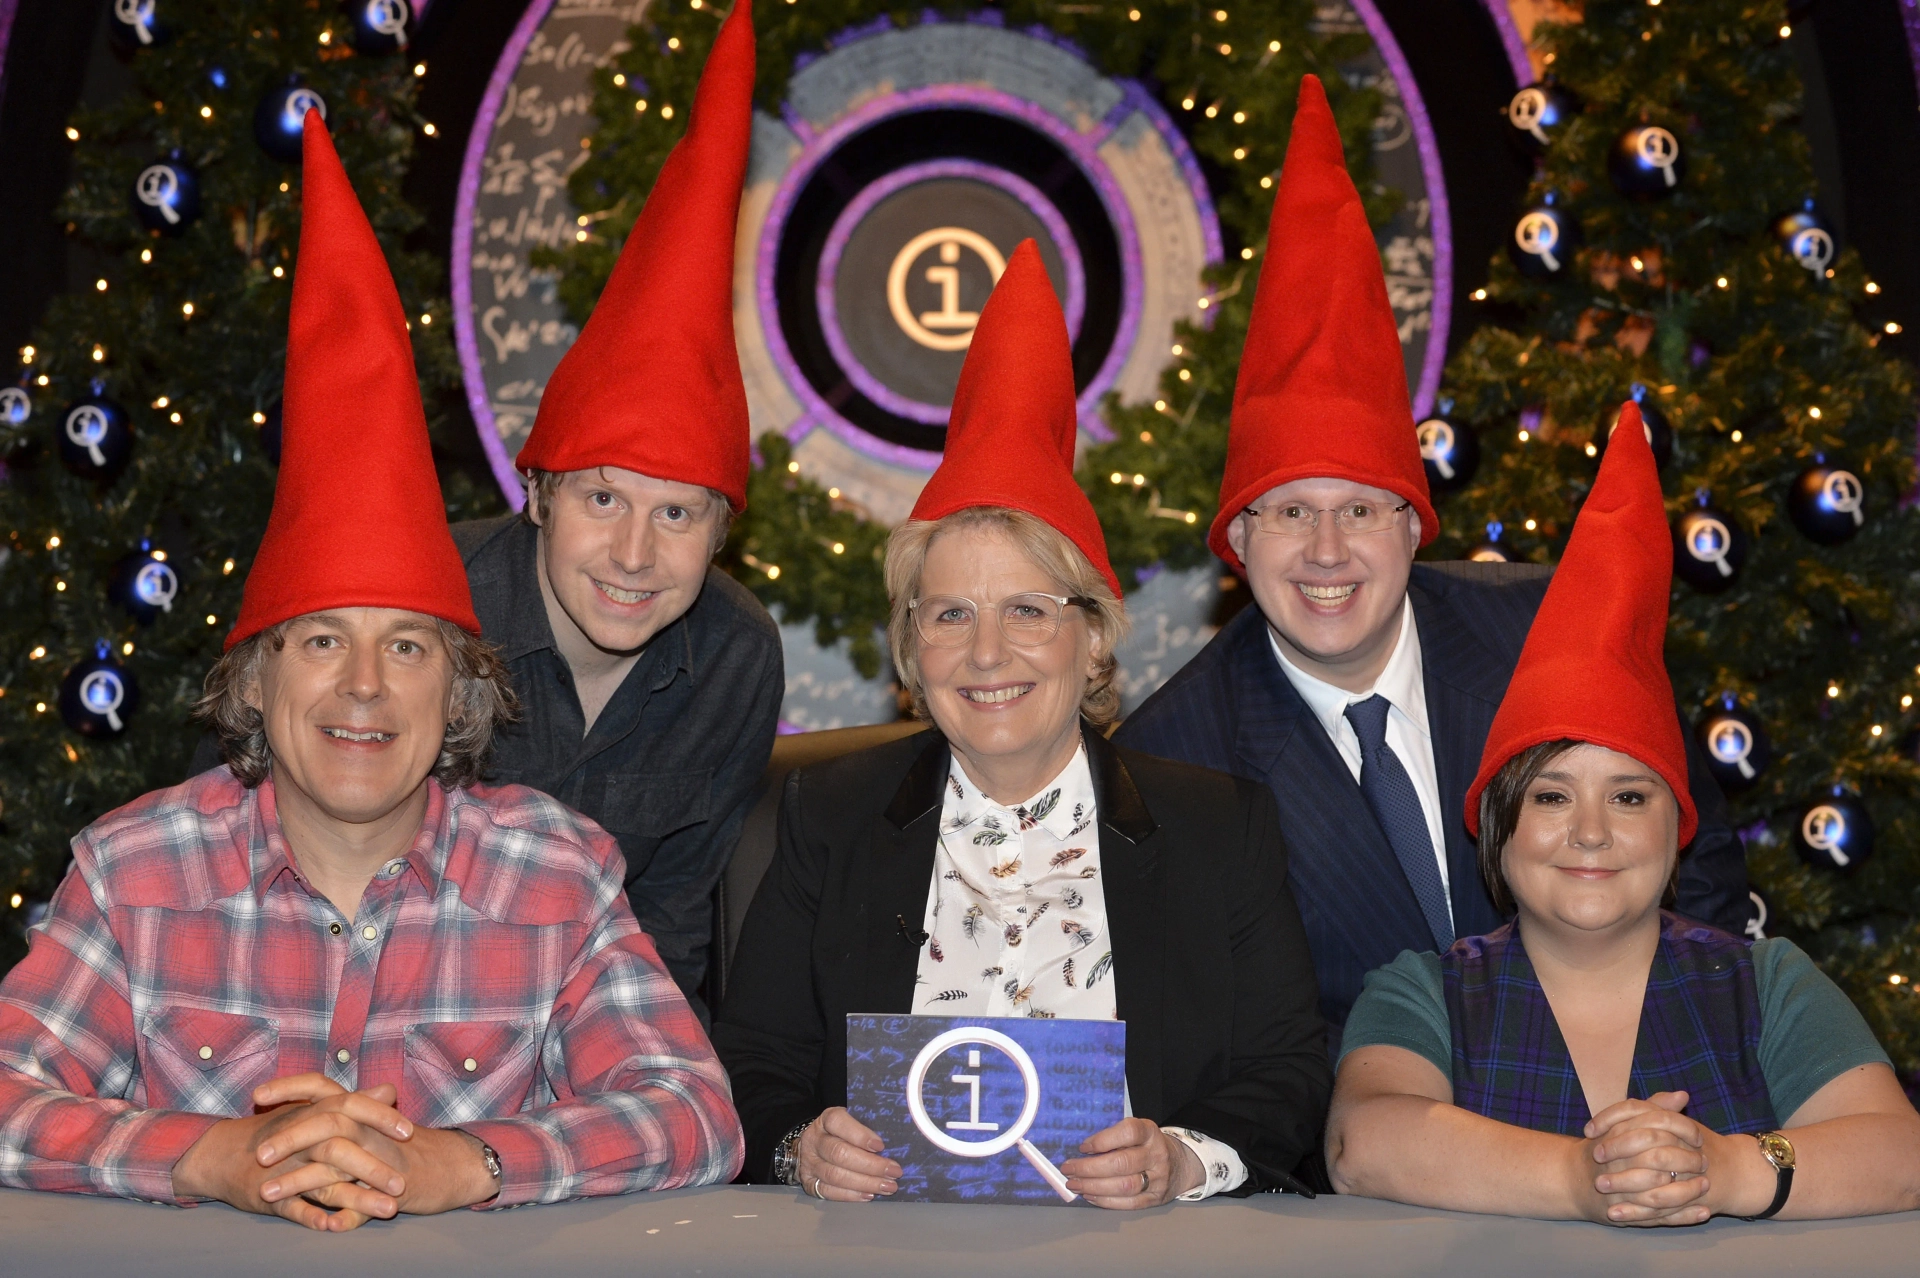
845, 1013, 1127, 1206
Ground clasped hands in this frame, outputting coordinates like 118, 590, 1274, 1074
171, 1073, 497, 1231
1574, 1089, 1769, 1227
796, 1107, 1204, 1208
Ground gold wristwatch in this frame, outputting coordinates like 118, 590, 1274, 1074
1740, 1131, 1795, 1220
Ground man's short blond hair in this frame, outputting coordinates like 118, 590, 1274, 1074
193, 617, 517, 789
884, 506, 1130, 726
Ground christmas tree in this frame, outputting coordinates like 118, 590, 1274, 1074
0, 2, 493, 964
1432, 1, 1920, 1076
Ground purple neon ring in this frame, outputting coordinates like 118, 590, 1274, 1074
815, 159, 1087, 426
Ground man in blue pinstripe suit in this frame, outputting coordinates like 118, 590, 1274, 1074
1115, 74, 1746, 1050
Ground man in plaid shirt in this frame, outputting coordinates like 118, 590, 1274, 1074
0, 114, 742, 1229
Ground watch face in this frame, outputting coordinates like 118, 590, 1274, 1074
1758, 1132, 1796, 1169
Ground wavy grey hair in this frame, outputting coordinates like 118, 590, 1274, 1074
884, 506, 1130, 726
193, 617, 518, 789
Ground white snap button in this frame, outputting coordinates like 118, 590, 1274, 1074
336, 1048, 351, 1064
198, 1045, 213, 1060
362, 925, 377, 941
463, 1057, 478, 1073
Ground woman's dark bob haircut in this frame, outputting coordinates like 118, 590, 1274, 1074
1475, 737, 1681, 916
193, 616, 517, 790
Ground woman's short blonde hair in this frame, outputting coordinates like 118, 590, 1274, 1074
884, 506, 1130, 726
193, 617, 518, 789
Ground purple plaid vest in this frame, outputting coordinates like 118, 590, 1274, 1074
1442, 911, 1776, 1137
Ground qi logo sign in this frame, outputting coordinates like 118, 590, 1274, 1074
887, 228, 1007, 352
904, 1025, 1073, 1200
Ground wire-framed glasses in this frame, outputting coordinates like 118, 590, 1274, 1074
1241, 500, 1412, 537
908, 592, 1098, 648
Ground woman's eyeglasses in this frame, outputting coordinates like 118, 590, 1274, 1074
908, 593, 1097, 648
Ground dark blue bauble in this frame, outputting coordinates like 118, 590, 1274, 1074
1786, 458, 1866, 545
1772, 201, 1837, 277
1792, 791, 1875, 873
1416, 414, 1479, 494
1507, 202, 1581, 279
0, 386, 30, 430
253, 80, 329, 163
260, 403, 282, 466
348, 0, 414, 55
1466, 521, 1521, 564
1504, 81, 1579, 156
130, 152, 201, 236
107, 0, 170, 51
1672, 505, 1749, 593
1592, 390, 1673, 470
56, 395, 134, 480
1743, 884, 1775, 941
1696, 702, 1771, 793
58, 645, 140, 740
109, 544, 181, 625
1607, 124, 1686, 199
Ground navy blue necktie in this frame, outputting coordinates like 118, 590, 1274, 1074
1344, 694, 1454, 951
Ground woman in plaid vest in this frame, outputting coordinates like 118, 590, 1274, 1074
1322, 404, 1920, 1225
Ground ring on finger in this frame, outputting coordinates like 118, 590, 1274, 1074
1139, 1169, 1150, 1195
811, 1176, 824, 1200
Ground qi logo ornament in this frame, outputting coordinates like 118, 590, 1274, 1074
1508, 200, 1579, 279
1415, 406, 1478, 493
888, 229, 1007, 352
110, 543, 179, 625
1793, 792, 1875, 873
57, 395, 134, 480
59, 642, 141, 739
0, 387, 29, 428
1672, 502, 1749, 593
905, 1025, 1075, 1202
131, 154, 202, 235
1608, 125, 1686, 199
254, 81, 328, 163
1504, 81, 1577, 155
108, 0, 168, 50
1786, 458, 1866, 545
1696, 701, 1770, 794
350, 0, 413, 56
1773, 203, 1837, 276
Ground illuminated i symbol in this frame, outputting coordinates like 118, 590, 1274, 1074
887, 228, 1008, 352
947, 1049, 1000, 1132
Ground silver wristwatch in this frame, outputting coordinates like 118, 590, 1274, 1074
772, 1120, 813, 1186
457, 1128, 503, 1184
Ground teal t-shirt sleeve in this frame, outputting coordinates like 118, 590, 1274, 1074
1338, 949, 1450, 1077
1754, 937, 1893, 1124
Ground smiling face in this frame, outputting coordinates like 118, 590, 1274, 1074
1501, 743, 1680, 936
533, 466, 725, 661
1225, 476, 1420, 692
248, 608, 458, 829
915, 525, 1100, 799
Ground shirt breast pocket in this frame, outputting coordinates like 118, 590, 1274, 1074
599, 769, 713, 877
140, 1006, 280, 1116
401, 1020, 538, 1128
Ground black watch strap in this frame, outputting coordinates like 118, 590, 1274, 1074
1740, 1134, 1794, 1220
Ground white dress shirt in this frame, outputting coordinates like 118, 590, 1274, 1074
1268, 602, 1453, 922
911, 745, 1246, 1200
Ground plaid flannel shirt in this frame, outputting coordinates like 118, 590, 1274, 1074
0, 768, 744, 1207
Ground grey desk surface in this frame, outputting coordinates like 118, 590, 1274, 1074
2, 1183, 1915, 1277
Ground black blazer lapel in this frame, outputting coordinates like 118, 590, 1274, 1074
1410, 578, 1516, 939
863, 732, 948, 1015
1085, 730, 1165, 1120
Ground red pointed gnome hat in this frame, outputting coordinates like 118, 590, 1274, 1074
1463, 402, 1696, 845
909, 240, 1121, 598
1209, 74, 1436, 570
227, 113, 478, 650
515, 1, 754, 510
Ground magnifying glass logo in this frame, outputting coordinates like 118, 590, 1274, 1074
1685, 515, 1735, 578
906, 1025, 1076, 1202
66, 405, 111, 467
1635, 127, 1681, 188
1417, 419, 1457, 480
1709, 719, 1755, 779
80, 669, 127, 731
1802, 804, 1849, 866
1514, 212, 1561, 272
1820, 470, 1864, 527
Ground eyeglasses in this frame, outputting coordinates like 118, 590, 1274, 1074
1241, 500, 1412, 537
908, 592, 1097, 648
